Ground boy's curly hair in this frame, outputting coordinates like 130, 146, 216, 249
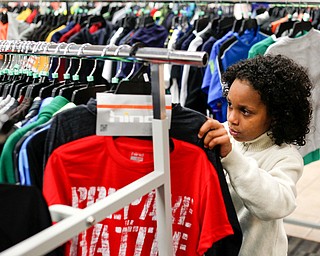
222, 54, 313, 146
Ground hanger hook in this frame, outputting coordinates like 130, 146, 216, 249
113, 44, 131, 79
53, 42, 67, 74
22, 41, 33, 70
114, 44, 130, 57
42, 42, 56, 73
31, 42, 45, 72
74, 43, 91, 76
101, 44, 112, 57
88, 59, 97, 78
64, 42, 76, 75
87, 44, 111, 78
0, 41, 9, 70
8, 41, 19, 70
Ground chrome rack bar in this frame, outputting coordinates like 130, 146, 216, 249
0, 40, 208, 67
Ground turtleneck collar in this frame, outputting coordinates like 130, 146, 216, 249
234, 132, 275, 152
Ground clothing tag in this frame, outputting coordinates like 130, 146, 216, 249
143, 73, 150, 82
130, 152, 144, 162
96, 93, 172, 136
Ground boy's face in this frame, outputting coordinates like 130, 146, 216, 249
226, 78, 271, 142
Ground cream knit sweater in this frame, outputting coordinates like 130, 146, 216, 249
221, 129, 303, 256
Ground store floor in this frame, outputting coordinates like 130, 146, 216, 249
284, 160, 320, 243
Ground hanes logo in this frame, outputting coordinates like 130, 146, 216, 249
109, 110, 153, 123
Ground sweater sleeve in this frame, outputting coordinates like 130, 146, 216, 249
221, 145, 303, 221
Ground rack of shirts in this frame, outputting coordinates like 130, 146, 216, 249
0, 41, 242, 256
2, 1, 318, 253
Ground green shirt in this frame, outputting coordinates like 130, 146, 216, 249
0, 96, 69, 184
248, 35, 276, 58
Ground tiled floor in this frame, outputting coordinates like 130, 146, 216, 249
284, 160, 320, 243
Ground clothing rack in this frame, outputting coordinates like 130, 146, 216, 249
0, 40, 208, 66
0, 40, 208, 256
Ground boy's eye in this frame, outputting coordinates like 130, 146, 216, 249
241, 108, 251, 116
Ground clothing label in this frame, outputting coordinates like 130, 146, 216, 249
96, 93, 172, 136
130, 152, 144, 162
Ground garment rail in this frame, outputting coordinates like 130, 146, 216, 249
0, 40, 208, 256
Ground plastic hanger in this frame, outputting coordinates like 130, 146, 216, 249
87, 15, 107, 29
71, 59, 108, 104
238, 17, 258, 36
14, 42, 45, 99
4, 47, 29, 97
113, 42, 151, 95
195, 16, 210, 33
11, 42, 40, 99
109, 44, 132, 90
288, 20, 312, 38
143, 15, 155, 28
57, 43, 91, 100
24, 42, 54, 99
39, 42, 67, 99
71, 44, 112, 104
114, 64, 151, 95
232, 16, 244, 33
275, 19, 297, 38
50, 43, 78, 97
215, 15, 235, 38
0, 41, 26, 96
7, 42, 30, 96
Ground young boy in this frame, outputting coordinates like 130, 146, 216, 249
198, 54, 313, 255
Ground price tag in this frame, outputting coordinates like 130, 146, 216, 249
96, 93, 172, 136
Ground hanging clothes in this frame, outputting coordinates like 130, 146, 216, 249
43, 135, 234, 255
265, 28, 320, 164
0, 95, 69, 184
41, 98, 242, 256
0, 183, 62, 255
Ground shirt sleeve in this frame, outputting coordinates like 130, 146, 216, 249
221, 145, 303, 220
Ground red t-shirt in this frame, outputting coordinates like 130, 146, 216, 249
43, 136, 233, 255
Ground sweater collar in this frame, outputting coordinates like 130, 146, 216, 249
235, 132, 275, 152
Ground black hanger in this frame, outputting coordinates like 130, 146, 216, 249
7, 72, 27, 96
51, 56, 84, 97
288, 20, 312, 38
218, 16, 235, 31
209, 16, 220, 37
311, 9, 320, 28
70, 58, 110, 104
114, 64, 151, 95
75, 14, 88, 27
100, 5, 110, 16
71, 80, 108, 105
51, 74, 83, 97
270, 7, 280, 19
58, 78, 86, 101
238, 18, 258, 36
232, 17, 244, 33
12, 71, 34, 99
113, 42, 151, 95
87, 15, 107, 28
0, 67, 20, 97
25, 72, 51, 99
39, 72, 64, 99
17, 73, 40, 100
0, 12, 8, 24
143, 16, 155, 28
215, 16, 235, 38
195, 17, 210, 32
275, 20, 297, 38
